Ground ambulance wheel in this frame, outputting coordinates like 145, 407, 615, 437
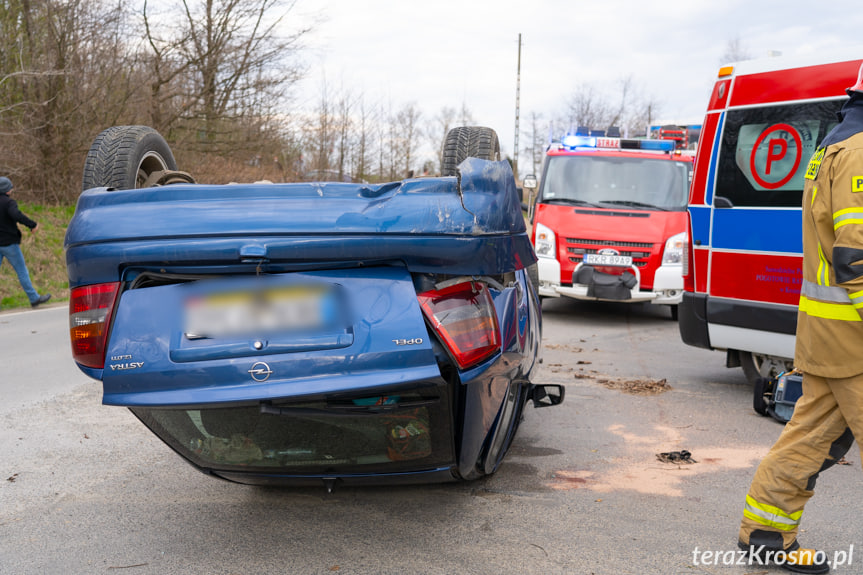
82, 125, 178, 191
740, 352, 792, 386
753, 377, 771, 416
440, 126, 501, 176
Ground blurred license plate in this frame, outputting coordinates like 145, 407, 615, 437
184, 284, 336, 339
584, 254, 632, 267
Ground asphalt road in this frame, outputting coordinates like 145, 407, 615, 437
1, 301, 862, 575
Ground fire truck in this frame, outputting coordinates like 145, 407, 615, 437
647, 122, 702, 150
524, 129, 694, 318
678, 52, 863, 385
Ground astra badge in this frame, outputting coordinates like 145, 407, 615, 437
248, 361, 273, 382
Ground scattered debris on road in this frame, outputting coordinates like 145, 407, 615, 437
596, 376, 671, 395
656, 450, 697, 464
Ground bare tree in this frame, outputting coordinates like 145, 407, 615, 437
560, 84, 615, 135
458, 101, 475, 126
522, 111, 546, 176
606, 75, 633, 130
352, 94, 377, 182
376, 100, 387, 181
306, 76, 335, 174
0, 0, 137, 202
141, 0, 195, 132
333, 84, 358, 181
428, 106, 456, 175
396, 103, 421, 178
142, 0, 309, 153
627, 97, 662, 138
720, 35, 752, 64
555, 78, 662, 140
385, 102, 399, 181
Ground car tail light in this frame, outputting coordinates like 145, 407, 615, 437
417, 280, 501, 369
69, 282, 121, 369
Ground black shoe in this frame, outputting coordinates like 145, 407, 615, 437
738, 539, 830, 574
31, 294, 51, 308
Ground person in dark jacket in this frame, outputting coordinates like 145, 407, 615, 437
0, 177, 51, 308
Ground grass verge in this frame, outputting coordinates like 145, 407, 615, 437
0, 203, 73, 311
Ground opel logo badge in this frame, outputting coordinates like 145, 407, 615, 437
248, 361, 273, 382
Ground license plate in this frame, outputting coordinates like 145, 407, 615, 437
584, 253, 633, 267
184, 284, 337, 339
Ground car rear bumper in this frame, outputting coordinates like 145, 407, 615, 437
213, 466, 458, 488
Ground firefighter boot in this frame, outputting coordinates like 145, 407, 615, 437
738, 530, 829, 574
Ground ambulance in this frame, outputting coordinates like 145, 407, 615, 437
678, 52, 863, 384
526, 131, 694, 318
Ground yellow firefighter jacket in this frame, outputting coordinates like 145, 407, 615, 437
797, 130, 863, 377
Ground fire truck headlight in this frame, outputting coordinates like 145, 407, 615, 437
534, 223, 557, 259
662, 232, 687, 265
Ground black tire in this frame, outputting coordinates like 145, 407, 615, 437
82, 125, 177, 191
456, 381, 525, 481
440, 126, 501, 177
753, 377, 771, 416
526, 263, 539, 295
481, 381, 524, 476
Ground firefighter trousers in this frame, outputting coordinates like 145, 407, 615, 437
739, 372, 861, 549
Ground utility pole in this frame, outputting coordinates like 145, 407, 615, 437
513, 33, 522, 180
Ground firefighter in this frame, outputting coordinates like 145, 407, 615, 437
737, 63, 863, 574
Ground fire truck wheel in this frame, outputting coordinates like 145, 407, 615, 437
440, 126, 501, 176
82, 125, 178, 191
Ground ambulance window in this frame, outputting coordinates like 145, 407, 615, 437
715, 100, 843, 207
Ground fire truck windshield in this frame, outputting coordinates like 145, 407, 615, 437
540, 155, 690, 210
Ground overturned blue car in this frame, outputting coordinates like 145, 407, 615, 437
65, 125, 562, 489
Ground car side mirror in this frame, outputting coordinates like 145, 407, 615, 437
530, 384, 565, 408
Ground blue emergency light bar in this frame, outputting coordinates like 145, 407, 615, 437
558, 134, 675, 153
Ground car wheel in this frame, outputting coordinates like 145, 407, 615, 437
740, 352, 792, 386
82, 125, 178, 191
526, 263, 539, 295
440, 126, 501, 177
480, 380, 525, 476
753, 377, 771, 416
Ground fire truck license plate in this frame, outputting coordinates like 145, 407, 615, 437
584, 254, 632, 267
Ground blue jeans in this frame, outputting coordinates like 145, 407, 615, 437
0, 243, 40, 303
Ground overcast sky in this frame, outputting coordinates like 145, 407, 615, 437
290, 0, 861, 169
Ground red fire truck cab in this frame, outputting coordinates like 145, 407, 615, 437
526, 132, 694, 318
